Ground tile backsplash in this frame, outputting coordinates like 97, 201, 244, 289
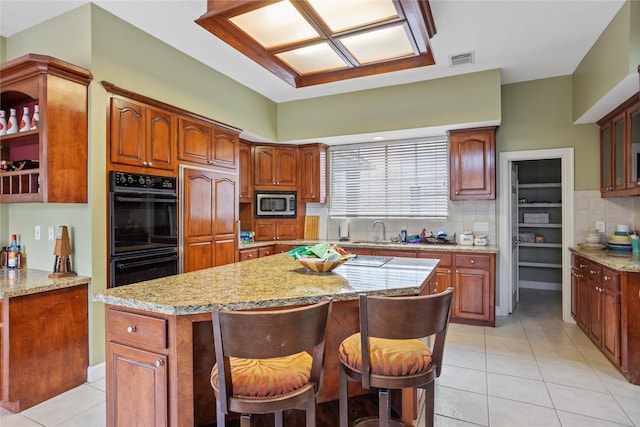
574, 191, 640, 241
308, 200, 497, 245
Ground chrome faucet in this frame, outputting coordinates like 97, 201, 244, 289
373, 220, 386, 242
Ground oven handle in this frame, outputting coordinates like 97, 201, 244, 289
116, 255, 178, 270
115, 196, 177, 203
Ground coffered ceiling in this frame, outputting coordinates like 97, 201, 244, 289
0, 0, 627, 106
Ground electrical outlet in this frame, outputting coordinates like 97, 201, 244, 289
48, 226, 55, 241
596, 221, 605, 233
35, 225, 41, 240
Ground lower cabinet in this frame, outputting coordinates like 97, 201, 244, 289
106, 307, 170, 427
572, 255, 621, 365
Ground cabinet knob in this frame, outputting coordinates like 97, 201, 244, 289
209, 160, 214, 165
603, 276, 610, 281
273, 182, 277, 185
155, 360, 164, 367
142, 161, 148, 166
147, 162, 152, 167
455, 191, 459, 195
470, 259, 475, 264
127, 326, 137, 334
248, 254, 253, 258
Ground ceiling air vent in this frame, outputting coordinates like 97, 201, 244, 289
449, 52, 474, 67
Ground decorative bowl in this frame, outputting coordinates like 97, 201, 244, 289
578, 243, 606, 251
297, 257, 347, 273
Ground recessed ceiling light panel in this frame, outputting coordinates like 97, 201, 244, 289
276, 43, 349, 74
341, 25, 415, 64
230, 1, 319, 49
307, 0, 398, 33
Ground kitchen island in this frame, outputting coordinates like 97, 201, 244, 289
92, 253, 438, 426
0, 269, 91, 412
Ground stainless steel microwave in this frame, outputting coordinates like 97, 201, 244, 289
255, 192, 297, 218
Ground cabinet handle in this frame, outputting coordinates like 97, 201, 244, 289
603, 276, 610, 281
155, 360, 164, 367
127, 326, 137, 334
590, 270, 596, 275
579, 264, 587, 268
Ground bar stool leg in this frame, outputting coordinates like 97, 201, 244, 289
424, 382, 434, 427
339, 368, 349, 427
305, 398, 316, 426
240, 414, 251, 427
216, 400, 226, 426
379, 389, 391, 427
275, 410, 283, 427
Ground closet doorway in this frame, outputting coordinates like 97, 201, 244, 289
498, 148, 575, 322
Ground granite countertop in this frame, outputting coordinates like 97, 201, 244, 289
240, 239, 500, 254
92, 254, 439, 316
570, 247, 640, 272
0, 268, 91, 298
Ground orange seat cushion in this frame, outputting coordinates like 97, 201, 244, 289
211, 352, 312, 399
339, 333, 432, 376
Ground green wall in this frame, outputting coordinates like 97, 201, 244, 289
499, 76, 600, 191
278, 69, 501, 141
572, 1, 640, 121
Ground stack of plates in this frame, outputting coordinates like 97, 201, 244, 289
608, 233, 631, 251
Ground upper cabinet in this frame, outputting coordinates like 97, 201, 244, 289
299, 143, 327, 203
448, 126, 497, 200
239, 140, 252, 203
0, 54, 92, 203
109, 97, 175, 173
598, 94, 640, 198
254, 145, 297, 189
178, 117, 238, 171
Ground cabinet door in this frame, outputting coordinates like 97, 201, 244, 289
431, 267, 452, 294
612, 113, 626, 191
254, 146, 276, 186
110, 98, 146, 167
146, 107, 174, 171
602, 289, 620, 364
276, 220, 297, 240
182, 169, 238, 272
239, 142, 252, 202
448, 127, 496, 200
578, 275, 590, 332
211, 126, 238, 170
453, 267, 491, 322
276, 147, 298, 187
588, 282, 603, 345
178, 117, 212, 165
107, 342, 167, 427
299, 145, 327, 202
254, 220, 276, 241
600, 123, 613, 192
570, 268, 580, 321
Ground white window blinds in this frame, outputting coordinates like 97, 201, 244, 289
329, 138, 449, 218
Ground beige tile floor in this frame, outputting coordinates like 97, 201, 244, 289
2, 288, 639, 426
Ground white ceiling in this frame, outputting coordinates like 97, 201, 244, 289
0, 0, 631, 142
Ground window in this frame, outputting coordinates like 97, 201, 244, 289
329, 138, 448, 218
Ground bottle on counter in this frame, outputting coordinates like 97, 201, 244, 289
18, 244, 26, 269
19, 106, 30, 132
7, 234, 18, 269
30, 105, 40, 130
400, 227, 407, 243
0, 246, 8, 268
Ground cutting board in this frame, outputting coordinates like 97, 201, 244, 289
304, 216, 320, 240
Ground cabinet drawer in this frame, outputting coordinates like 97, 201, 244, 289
108, 309, 167, 350
259, 246, 275, 257
417, 252, 452, 267
586, 263, 602, 282
240, 249, 258, 261
455, 254, 490, 269
602, 267, 620, 292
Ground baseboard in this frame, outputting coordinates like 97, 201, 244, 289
519, 280, 561, 291
87, 362, 105, 383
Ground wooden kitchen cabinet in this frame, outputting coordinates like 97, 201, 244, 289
109, 96, 175, 173
182, 168, 238, 272
0, 54, 92, 203
453, 254, 494, 325
448, 126, 497, 200
598, 94, 640, 197
106, 308, 169, 426
178, 117, 239, 170
418, 252, 452, 295
254, 145, 297, 189
239, 244, 287, 261
254, 219, 297, 241
239, 140, 252, 202
299, 143, 327, 203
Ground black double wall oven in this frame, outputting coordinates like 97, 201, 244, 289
109, 171, 178, 288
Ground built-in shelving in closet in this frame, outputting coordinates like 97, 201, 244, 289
516, 158, 563, 291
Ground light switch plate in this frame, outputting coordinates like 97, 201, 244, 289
48, 226, 55, 241
596, 221, 605, 233
35, 225, 41, 240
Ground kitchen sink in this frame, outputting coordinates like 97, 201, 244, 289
350, 240, 396, 245
344, 255, 393, 267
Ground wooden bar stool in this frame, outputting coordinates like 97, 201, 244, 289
338, 288, 454, 427
211, 299, 332, 427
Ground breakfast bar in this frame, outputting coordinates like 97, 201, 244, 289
92, 253, 438, 426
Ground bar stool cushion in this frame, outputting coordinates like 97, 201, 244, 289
211, 352, 312, 399
339, 333, 432, 376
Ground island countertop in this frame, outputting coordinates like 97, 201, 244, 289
91, 253, 439, 315
0, 268, 91, 298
